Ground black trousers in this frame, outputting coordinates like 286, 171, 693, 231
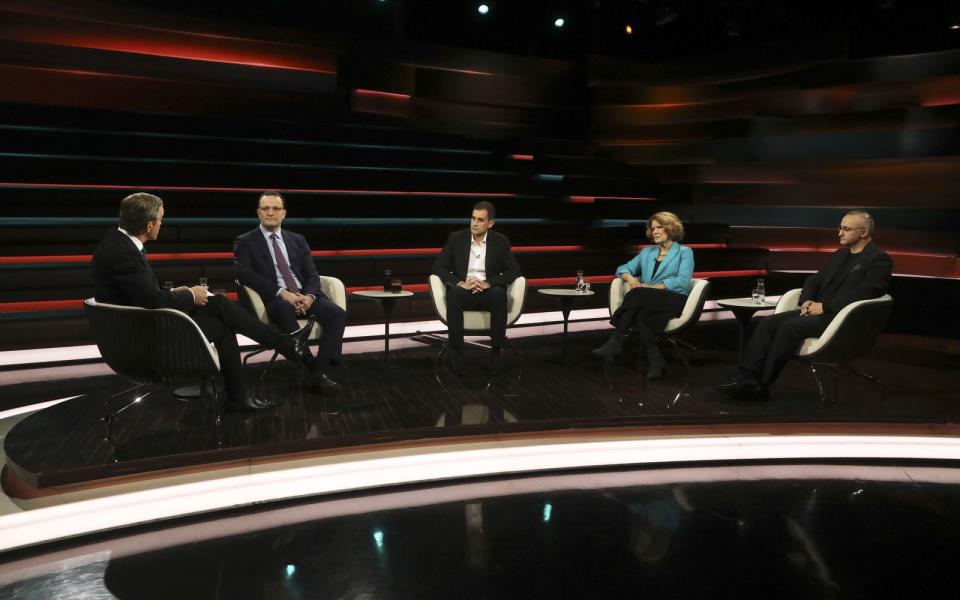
740, 309, 831, 387
445, 285, 508, 348
190, 294, 283, 400
266, 293, 346, 366
611, 287, 687, 334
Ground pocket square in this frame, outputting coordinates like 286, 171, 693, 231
851, 264, 862, 271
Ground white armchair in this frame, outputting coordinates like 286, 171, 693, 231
774, 287, 894, 407
236, 276, 347, 374
608, 277, 711, 374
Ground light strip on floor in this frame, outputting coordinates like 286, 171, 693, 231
3, 461, 958, 580
2, 434, 960, 553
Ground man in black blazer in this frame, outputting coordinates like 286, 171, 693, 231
92, 193, 311, 411
234, 191, 346, 391
432, 201, 521, 373
721, 210, 893, 400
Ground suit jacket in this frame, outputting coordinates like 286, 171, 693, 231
615, 243, 695, 295
234, 227, 323, 302
431, 229, 521, 288
800, 241, 892, 314
92, 228, 195, 311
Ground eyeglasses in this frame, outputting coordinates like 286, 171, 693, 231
258, 206, 285, 213
838, 226, 865, 233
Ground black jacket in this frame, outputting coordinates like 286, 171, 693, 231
431, 229, 521, 288
92, 228, 194, 311
800, 241, 893, 314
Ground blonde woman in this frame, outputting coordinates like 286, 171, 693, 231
593, 211, 694, 379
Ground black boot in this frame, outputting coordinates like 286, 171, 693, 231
592, 329, 626, 359
636, 324, 665, 379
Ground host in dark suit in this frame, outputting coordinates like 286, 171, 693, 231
721, 210, 893, 400
234, 191, 346, 391
92, 193, 311, 411
431, 201, 521, 373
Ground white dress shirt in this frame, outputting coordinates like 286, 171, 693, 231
466, 232, 487, 282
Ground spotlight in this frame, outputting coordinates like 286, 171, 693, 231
554, 17, 565, 28
625, 24, 633, 35
478, 4, 489, 15
952, 24, 960, 30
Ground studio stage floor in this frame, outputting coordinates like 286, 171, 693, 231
4, 324, 958, 490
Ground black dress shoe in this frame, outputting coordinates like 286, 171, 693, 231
308, 371, 343, 392
225, 393, 276, 412
277, 317, 316, 361
719, 378, 769, 401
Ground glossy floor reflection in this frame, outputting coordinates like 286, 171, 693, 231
5, 327, 960, 487
3, 463, 960, 598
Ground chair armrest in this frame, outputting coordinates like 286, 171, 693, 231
774, 288, 802, 314
319, 276, 347, 310
609, 277, 626, 316
428, 274, 447, 323
240, 284, 270, 324
506, 276, 527, 326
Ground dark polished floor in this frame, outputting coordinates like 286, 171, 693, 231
4, 323, 960, 487
3, 462, 960, 598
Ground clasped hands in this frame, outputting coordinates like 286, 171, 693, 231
623, 275, 665, 290
799, 300, 823, 316
459, 277, 491, 294
281, 289, 315, 315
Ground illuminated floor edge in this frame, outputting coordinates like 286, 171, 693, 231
3, 432, 960, 553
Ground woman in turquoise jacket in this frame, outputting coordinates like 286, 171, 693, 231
593, 211, 694, 378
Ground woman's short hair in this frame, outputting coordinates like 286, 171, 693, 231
646, 211, 685, 241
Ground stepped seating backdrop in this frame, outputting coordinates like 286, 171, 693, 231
0, 1, 956, 351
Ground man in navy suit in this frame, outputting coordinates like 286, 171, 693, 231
234, 192, 346, 391
92, 193, 311, 412
432, 201, 521, 374
721, 210, 893, 400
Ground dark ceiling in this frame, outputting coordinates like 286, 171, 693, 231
123, 0, 960, 61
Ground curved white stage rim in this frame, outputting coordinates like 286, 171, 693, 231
4, 432, 960, 553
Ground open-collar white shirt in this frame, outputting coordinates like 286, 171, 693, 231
466, 232, 487, 281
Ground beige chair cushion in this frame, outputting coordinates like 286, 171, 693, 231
429, 275, 527, 332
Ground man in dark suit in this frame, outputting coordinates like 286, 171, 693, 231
92, 193, 311, 411
721, 210, 893, 400
432, 201, 521, 373
234, 191, 346, 391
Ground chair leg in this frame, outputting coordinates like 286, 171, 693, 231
840, 362, 885, 406
666, 336, 693, 377
207, 376, 224, 449
243, 347, 271, 366
807, 363, 831, 411
255, 350, 281, 396
105, 384, 157, 423
100, 382, 146, 424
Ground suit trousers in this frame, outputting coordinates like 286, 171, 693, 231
611, 287, 687, 334
445, 285, 508, 348
740, 309, 831, 387
266, 294, 347, 365
190, 294, 283, 400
